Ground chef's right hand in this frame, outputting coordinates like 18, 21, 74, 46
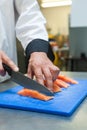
0, 51, 19, 76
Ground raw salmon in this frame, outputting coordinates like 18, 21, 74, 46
58, 75, 78, 84
18, 75, 78, 101
44, 80, 61, 93
53, 83, 61, 93
18, 78, 62, 101
54, 79, 70, 88
18, 88, 54, 101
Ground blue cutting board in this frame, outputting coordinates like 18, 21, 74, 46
0, 79, 87, 116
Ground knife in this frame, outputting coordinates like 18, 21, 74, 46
3, 63, 54, 96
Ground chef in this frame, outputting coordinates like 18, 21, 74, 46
0, 0, 60, 91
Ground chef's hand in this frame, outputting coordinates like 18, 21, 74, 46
27, 52, 60, 91
0, 51, 19, 76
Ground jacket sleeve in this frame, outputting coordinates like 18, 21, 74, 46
15, 0, 54, 61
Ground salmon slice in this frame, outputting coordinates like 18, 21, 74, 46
17, 79, 61, 101
53, 83, 61, 93
44, 80, 61, 93
58, 75, 78, 84
54, 79, 70, 88
18, 74, 78, 101
18, 88, 54, 101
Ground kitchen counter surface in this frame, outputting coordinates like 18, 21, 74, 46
0, 72, 87, 130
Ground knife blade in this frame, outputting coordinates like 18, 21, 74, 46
3, 63, 54, 96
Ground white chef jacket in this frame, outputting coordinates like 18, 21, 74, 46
0, 0, 48, 82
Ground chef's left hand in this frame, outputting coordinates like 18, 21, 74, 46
27, 52, 60, 91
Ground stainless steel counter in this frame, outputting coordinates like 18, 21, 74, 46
0, 72, 87, 130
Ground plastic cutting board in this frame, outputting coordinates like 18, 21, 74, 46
0, 79, 87, 116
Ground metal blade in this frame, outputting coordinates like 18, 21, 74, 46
11, 71, 54, 96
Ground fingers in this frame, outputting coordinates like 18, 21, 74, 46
0, 51, 19, 76
33, 68, 44, 86
42, 67, 53, 91
28, 65, 53, 91
27, 52, 60, 92
50, 66, 60, 81
42, 66, 60, 91
27, 62, 44, 86
27, 64, 34, 79
27, 63, 60, 91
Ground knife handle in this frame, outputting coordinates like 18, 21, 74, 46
2, 63, 12, 76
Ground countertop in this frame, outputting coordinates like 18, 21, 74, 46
0, 72, 87, 130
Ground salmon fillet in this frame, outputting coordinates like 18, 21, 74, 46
18, 88, 54, 101
58, 75, 78, 84
18, 75, 78, 101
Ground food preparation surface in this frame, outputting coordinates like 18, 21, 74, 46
0, 79, 87, 116
0, 72, 87, 130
